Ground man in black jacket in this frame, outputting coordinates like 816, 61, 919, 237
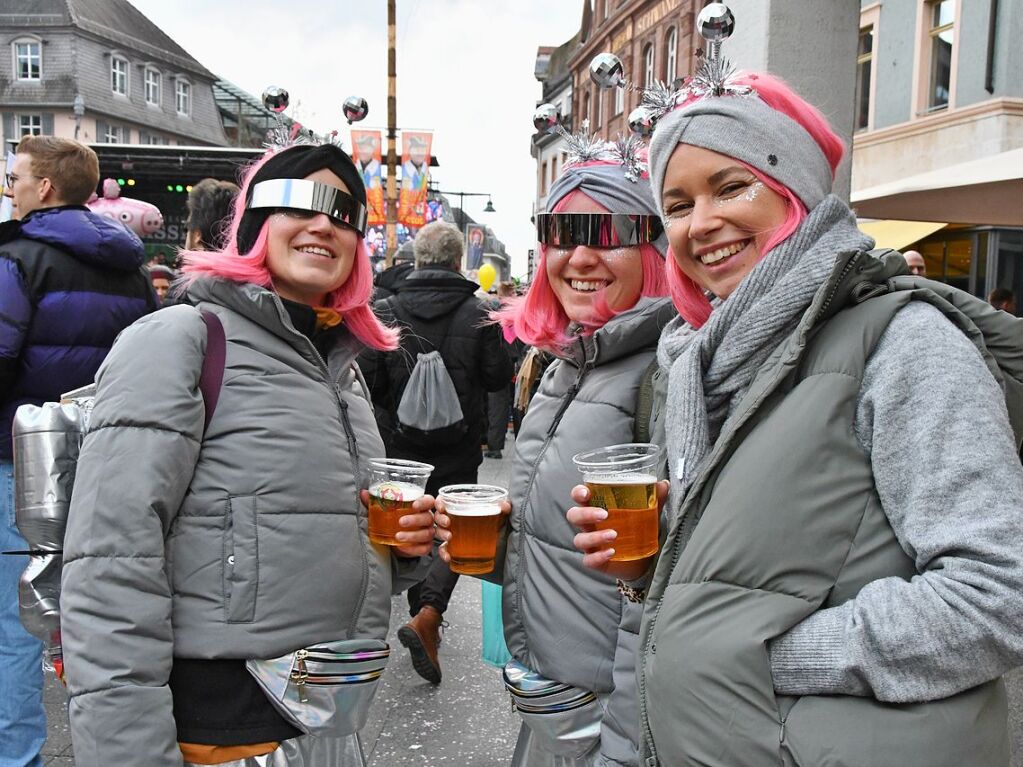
361, 221, 511, 684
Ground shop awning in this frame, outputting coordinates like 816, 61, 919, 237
851, 146, 1023, 226
857, 219, 947, 250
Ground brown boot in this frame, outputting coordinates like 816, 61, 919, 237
397, 605, 443, 684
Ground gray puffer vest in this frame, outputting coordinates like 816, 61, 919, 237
503, 297, 675, 765
638, 252, 1022, 766
61, 278, 411, 765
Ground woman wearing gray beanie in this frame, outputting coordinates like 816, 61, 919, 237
436, 142, 674, 765
570, 73, 1023, 765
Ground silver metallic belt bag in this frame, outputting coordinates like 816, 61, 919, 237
503, 659, 602, 757
246, 639, 390, 737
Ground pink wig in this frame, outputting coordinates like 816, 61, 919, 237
496, 190, 668, 353
179, 152, 398, 351
666, 72, 843, 328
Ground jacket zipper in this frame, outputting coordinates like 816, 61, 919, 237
280, 296, 372, 640
514, 339, 593, 661
637, 351, 807, 766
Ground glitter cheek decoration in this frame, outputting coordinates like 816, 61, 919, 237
713, 181, 764, 208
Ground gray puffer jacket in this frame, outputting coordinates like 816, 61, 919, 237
61, 278, 422, 765
503, 297, 675, 766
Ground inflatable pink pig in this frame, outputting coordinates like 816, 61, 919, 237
86, 179, 164, 237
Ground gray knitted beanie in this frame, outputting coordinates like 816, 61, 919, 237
546, 162, 668, 257
648, 95, 833, 218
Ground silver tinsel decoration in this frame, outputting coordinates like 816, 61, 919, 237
608, 133, 646, 182
562, 119, 612, 166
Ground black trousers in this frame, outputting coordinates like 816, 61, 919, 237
487, 384, 514, 451
406, 468, 478, 617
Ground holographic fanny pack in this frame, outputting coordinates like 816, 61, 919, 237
503, 659, 602, 758
246, 639, 390, 737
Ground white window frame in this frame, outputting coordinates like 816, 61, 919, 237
111, 55, 129, 96
103, 124, 125, 143
644, 44, 655, 88
144, 67, 161, 106
18, 114, 42, 137
665, 27, 678, 84
857, 4, 881, 131
911, 0, 961, 116
13, 38, 41, 81
614, 80, 624, 115
175, 79, 192, 116
597, 86, 604, 127
603, 0, 610, 21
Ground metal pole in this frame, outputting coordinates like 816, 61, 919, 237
385, 0, 398, 266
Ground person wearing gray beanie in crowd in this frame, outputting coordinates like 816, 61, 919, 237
434, 147, 675, 766
568, 68, 1023, 766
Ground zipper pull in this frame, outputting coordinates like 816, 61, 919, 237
291, 649, 309, 703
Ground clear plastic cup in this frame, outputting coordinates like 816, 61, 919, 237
572, 443, 661, 562
439, 484, 507, 574
366, 458, 434, 546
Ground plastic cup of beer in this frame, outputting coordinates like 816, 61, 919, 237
438, 484, 507, 575
572, 443, 661, 562
366, 458, 434, 546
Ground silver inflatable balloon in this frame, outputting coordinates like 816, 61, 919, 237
262, 86, 290, 114
697, 3, 735, 61
342, 96, 369, 124
590, 53, 625, 89
628, 106, 656, 138
533, 103, 562, 133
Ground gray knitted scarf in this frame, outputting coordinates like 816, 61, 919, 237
656, 195, 873, 498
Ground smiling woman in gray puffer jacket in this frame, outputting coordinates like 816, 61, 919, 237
60, 144, 436, 767
437, 145, 674, 766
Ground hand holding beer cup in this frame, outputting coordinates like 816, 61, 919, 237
365, 458, 436, 557
568, 443, 668, 578
433, 484, 508, 574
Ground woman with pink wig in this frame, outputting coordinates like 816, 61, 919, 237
61, 144, 436, 766
437, 146, 673, 765
569, 69, 1023, 765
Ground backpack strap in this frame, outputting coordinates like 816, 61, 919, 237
633, 358, 659, 443
198, 310, 226, 435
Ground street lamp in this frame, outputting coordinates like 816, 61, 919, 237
72, 94, 85, 140
431, 188, 495, 231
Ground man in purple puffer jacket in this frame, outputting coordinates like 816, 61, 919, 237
0, 136, 155, 766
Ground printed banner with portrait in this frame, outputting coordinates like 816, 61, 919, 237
398, 131, 433, 228
351, 129, 385, 226
465, 223, 487, 271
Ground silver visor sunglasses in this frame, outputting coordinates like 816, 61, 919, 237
248, 178, 369, 236
536, 212, 664, 248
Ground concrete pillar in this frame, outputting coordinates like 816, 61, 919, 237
721, 0, 861, 200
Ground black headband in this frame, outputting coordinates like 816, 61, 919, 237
536, 212, 664, 248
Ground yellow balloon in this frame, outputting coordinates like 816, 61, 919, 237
478, 263, 496, 292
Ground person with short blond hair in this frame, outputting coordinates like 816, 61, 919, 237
0, 134, 154, 765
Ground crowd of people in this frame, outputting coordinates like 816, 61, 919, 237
2, 44, 1023, 767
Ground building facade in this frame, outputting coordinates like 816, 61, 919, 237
851, 0, 1023, 300
0, 0, 228, 149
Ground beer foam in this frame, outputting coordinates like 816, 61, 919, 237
584, 473, 657, 485
369, 480, 424, 501
446, 503, 503, 517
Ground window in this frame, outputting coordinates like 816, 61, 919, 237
597, 87, 604, 127
111, 56, 128, 95
552, 154, 559, 183
18, 114, 42, 137
103, 124, 125, 143
644, 44, 655, 88
614, 80, 624, 115
603, 0, 610, 21
144, 68, 161, 106
927, 0, 954, 110
665, 27, 678, 84
583, 91, 591, 129
175, 80, 191, 115
139, 131, 168, 145
854, 27, 873, 130
14, 40, 41, 81
540, 161, 548, 196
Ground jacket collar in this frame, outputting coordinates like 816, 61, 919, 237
559, 296, 676, 368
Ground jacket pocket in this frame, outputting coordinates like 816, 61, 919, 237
224, 494, 259, 623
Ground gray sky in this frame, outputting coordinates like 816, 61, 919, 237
127, 0, 583, 277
